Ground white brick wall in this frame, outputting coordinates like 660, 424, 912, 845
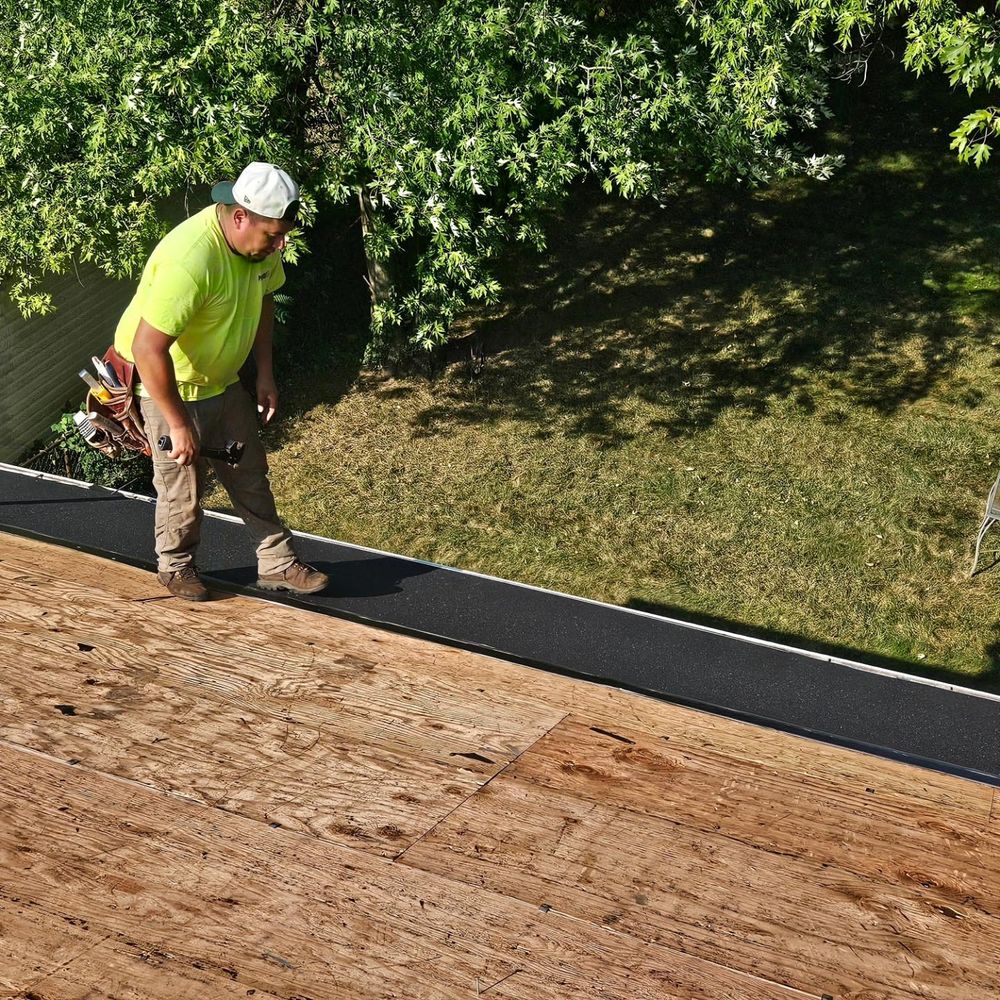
0, 265, 136, 462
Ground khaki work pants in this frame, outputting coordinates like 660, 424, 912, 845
140, 382, 296, 576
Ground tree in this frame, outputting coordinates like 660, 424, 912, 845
0, 1, 996, 362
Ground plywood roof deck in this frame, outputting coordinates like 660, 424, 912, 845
1, 530, 998, 1000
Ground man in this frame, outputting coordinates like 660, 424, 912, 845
114, 161, 328, 602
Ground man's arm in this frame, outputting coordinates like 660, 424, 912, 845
254, 293, 278, 425
132, 318, 199, 466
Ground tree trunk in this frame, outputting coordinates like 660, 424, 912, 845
357, 187, 394, 310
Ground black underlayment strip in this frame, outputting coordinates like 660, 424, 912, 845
3, 465, 1000, 785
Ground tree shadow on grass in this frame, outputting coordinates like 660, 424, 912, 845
981, 628, 1000, 679
412, 61, 1000, 445
955, 613, 1000, 687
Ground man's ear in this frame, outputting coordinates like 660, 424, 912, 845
232, 206, 250, 229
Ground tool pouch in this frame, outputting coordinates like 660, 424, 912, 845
81, 346, 151, 458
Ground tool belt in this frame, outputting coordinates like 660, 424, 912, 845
81, 346, 151, 458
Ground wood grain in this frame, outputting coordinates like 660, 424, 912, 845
0, 743, 806, 1000
501, 717, 1000, 879
3, 530, 997, 1000
0, 897, 284, 1000
0, 538, 567, 855
0, 636, 547, 854
2, 530, 988, 829
0, 896, 100, 990
401, 717, 1000, 1000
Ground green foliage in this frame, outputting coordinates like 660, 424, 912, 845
313, 1, 846, 360
895, 2, 1000, 167
950, 107, 999, 167
0, 1, 997, 360
0, 0, 309, 315
33, 411, 154, 490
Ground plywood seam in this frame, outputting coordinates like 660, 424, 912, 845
0, 737, 209, 810
392, 712, 572, 864
2, 742, 813, 1000
18, 930, 115, 995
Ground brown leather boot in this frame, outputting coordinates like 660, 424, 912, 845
257, 560, 329, 595
158, 566, 209, 601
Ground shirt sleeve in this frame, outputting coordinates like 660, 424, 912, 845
263, 255, 286, 296
140, 262, 205, 337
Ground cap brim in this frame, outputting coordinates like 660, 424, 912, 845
211, 181, 236, 205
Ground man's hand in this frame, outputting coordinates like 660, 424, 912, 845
257, 374, 278, 426
132, 318, 197, 465
167, 422, 199, 466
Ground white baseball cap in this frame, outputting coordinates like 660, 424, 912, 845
212, 162, 300, 222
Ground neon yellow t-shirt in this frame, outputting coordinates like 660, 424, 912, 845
114, 205, 285, 401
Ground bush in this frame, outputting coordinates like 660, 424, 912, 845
18, 410, 154, 493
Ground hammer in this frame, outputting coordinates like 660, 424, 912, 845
157, 435, 245, 466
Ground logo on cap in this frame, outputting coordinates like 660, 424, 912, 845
213, 162, 300, 221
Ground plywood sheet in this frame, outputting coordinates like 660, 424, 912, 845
0, 744, 805, 1000
401, 718, 1000, 1000
3, 531, 997, 1000
0, 541, 566, 855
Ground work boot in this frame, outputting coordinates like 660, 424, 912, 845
158, 566, 209, 602
257, 560, 329, 595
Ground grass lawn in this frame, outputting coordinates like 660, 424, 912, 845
213, 60, 1000, 685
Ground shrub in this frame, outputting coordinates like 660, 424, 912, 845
18, 410, 154, 493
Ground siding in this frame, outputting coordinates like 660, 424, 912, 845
0, 265, 136, 463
